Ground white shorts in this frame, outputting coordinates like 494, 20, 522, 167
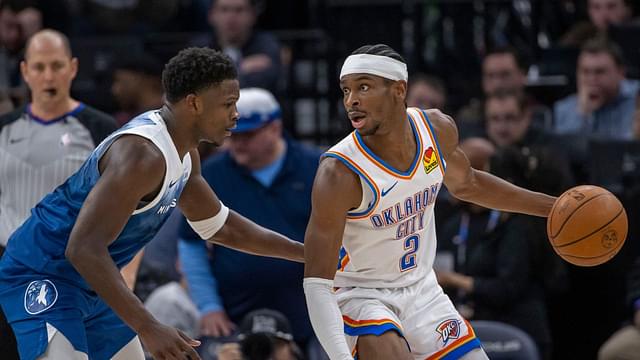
335, 271, 482, 359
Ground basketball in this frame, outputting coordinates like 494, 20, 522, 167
547, 185, 628, 267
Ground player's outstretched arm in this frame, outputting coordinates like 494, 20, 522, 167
303, 157, 361, 360
178, 150, 304, 262
428, 109, 556, 217
65, 135, 201, 360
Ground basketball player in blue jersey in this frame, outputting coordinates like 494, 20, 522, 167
0, 47, 304, 360
303, 44, 558, 360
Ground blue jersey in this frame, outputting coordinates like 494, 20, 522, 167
2, 110, 192, 290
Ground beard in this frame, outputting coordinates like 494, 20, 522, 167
356, 123, 381, 136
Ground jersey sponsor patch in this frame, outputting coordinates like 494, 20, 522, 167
423, 146, 438, 174
24, 279, 58, 315
436, 319, 461, 345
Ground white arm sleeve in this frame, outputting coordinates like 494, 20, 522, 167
303, 277, 353, 360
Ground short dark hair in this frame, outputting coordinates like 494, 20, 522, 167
162, 47, 237, 102
580, 36, 625, 67
350, 44, 406, 64
485, 89, 527, 112
484, 46, 528, 72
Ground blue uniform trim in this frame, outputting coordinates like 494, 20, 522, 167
353, 115, 422, 176
420, 109, 447, 171
323, 152, 379, 218
27, 103, 86, 125
440, 338, 483, 360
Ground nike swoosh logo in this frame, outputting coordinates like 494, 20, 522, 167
169, 179, 179, 187
9, 138, 25, 144
381, 181, 398, 197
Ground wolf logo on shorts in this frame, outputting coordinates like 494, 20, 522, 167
24, 280, 58, 315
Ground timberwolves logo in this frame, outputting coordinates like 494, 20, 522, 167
24, 280, 58, 315
423, 146, 439, 174
436, 319, 461, 345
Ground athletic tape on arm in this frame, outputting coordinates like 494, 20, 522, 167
187, 203, 230, 240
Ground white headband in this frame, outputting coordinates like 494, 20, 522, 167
340, 54, 408, 82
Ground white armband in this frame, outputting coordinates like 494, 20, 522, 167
303, 277, 353, 360
187, 203, 229, 239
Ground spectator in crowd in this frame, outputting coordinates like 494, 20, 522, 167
193, 0, 282, 92
560, 0, 634, 47
458, 47, 549, 137
484, 89, 578, 181
553, 37, 639, 140
406, 73, 447, 110
482, 47, 528, 97
216, 309, 304, 360
111, 53, 164, 126
0, 29, 118, 360
484, 90, 532, 148
178, 88, 320, 353
598, 256, 640, 360
0, 0, 43, 108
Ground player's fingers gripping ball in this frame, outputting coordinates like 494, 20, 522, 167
547, 185, 628, 267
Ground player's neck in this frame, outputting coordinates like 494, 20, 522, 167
367, 109, 411, 147
363, 110, 416, 169
30, 98, 79, 121
160, 105, 193, 159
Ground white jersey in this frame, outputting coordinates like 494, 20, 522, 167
327, 108, 445, 288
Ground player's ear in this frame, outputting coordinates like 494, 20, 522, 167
185, 93, 203, 114
393, 80, 407, 102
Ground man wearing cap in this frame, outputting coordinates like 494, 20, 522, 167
217, 309, 304, 360
178, 88, 321, 353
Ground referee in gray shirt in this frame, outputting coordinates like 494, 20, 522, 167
0, 29, 117, 359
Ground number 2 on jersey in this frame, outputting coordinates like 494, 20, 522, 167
400, 234, 419, 271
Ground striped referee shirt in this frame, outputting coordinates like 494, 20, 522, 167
0, 103, 117, 246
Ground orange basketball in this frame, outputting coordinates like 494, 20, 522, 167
547, 185, 628, 267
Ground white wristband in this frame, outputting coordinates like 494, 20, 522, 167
187, 203, 229, 240
303, 277, 353, 360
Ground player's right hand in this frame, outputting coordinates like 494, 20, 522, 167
138, 321, 201, 360
200, 310, 236, 337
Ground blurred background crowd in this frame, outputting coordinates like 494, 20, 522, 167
1, 0, 640, 359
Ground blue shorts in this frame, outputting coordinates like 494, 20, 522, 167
0, 255, 136, 360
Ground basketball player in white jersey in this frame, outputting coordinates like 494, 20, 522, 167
303, 44, 557, 360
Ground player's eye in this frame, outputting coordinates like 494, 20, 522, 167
360, 84, 369, 91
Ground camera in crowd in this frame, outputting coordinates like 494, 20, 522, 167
215, 309, 304, 360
